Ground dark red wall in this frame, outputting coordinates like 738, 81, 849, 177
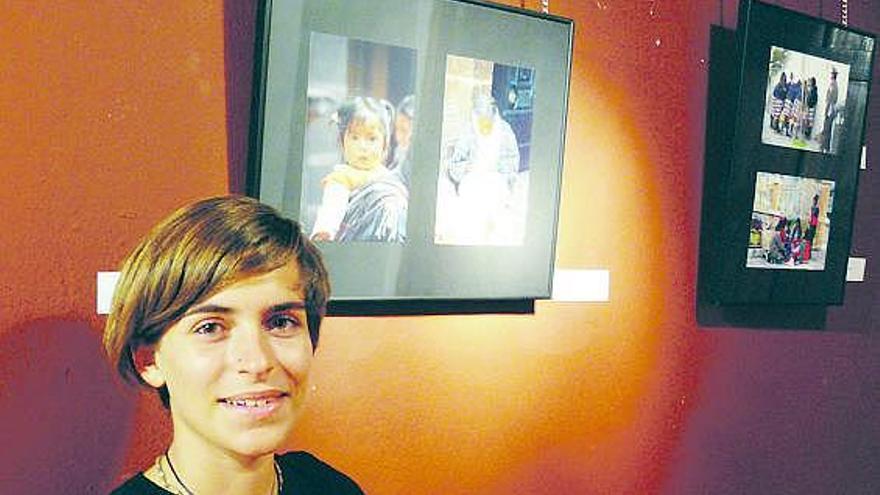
0, 1, 876, 493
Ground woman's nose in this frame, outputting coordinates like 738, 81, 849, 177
228, 325, 274, 376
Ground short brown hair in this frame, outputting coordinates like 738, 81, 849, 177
103, 195, 330, 403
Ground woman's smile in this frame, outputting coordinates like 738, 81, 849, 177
218, 390, 290, 421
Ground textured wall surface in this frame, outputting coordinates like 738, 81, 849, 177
0, 1, 876, 494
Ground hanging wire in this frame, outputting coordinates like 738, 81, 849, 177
521, 0, 548, 15
840, 0, 848, 26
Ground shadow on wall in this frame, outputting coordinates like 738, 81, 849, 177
697, 303, 828, 330
0, 319, 137, 494
224, 0, 257, 195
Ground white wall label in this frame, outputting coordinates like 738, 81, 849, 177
97, 271, 121, 314
861, 146, 867, 170
551, 269, 610, 302
846, 257, 866, 282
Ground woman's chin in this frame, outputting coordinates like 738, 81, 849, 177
216, 418, 298, 459
226, 430, 292, 459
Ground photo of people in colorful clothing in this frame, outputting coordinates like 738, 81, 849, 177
300, 32, 416, 243
761, 46, 850, 154
434, 55, 535, 246
747, 172, 835, 271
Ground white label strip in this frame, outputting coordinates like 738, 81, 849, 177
861, 146, 867, 170
551, 269, 610, 302
99, 269, 611, 311
846, 257, 866, 282
97, 271, 121, 315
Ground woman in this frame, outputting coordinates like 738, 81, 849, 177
782, 77, 802, 137
767, 217, 788, 264
769, 72, 787, 132
389, 94, 415, 186
803, 77, 819, 139
104, 196, 363, 494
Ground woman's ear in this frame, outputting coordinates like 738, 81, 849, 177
134, 346, 165, 388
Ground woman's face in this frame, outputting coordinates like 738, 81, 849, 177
343, 117, 387, 171
140, 263, 313, 459
394, 114, 412, 150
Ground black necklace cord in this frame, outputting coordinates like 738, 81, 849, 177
164, 452, 196, 495
162, 451, 282, 495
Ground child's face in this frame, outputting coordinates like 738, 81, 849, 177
343, 118, 386, 171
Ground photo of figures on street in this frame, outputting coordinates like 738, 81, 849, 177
761, 46, 850, 154
747, 171, 835, 271
300, 32, 416, 243
434, 55, 536, 246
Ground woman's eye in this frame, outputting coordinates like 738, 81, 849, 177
266, 314, 302, 334
193, 321, 223, 335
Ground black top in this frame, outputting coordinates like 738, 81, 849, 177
109, 451, 363, 494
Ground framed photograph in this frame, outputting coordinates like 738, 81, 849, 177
248, 0, 573, 304
760, 46, 851, 155
698, 0, 875, 305
746, 172, 835, 271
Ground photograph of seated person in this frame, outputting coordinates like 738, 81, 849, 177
104, 195, 363, 494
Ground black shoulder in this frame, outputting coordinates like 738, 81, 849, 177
108, 473, 169, 495
277, 451, 364, 494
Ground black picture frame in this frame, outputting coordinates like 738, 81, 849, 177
698, 0, 876, 305
247, 0, 573, 308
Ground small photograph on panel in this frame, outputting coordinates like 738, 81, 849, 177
434, 54, 536, 246
746, 171, 835, 271
761, 46, 850, 154
301, 32, 416, 243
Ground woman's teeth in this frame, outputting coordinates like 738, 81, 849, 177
224, 398, 273, 407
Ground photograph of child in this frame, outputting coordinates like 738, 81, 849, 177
746, 171, 835, 271
434, 54, 536, 246
300, 32, 416, 243
761, 46, 850, 154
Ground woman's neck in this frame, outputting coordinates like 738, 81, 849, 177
147, 439, 277, 495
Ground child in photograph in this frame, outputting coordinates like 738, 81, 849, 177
788, 218, 803, 265
311, 96, 395, 241
749, 216, 763, 248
